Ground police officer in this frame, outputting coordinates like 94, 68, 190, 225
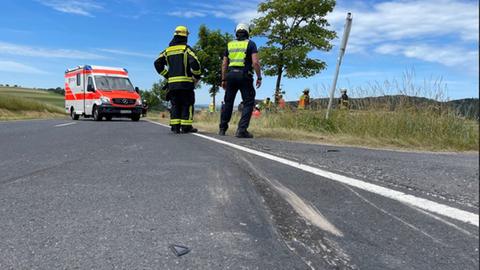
219, 23, 262, 138
154, 26, 202, 134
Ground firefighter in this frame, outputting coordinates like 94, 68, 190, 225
263, 97, 272, 112
298, 89, 310, 110
219, 23, 262, 138
208, 102, 215, 113
154, 26, 202, 134
339, 89, 350, 109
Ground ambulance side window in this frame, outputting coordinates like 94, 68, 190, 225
76, 73, 81, 86
87, 77, 93, 89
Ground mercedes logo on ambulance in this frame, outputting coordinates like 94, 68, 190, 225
121, 98, 128, 104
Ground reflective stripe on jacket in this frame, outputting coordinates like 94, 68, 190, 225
154, 44, 201, 90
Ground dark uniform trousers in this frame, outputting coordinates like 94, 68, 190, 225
220, 71, 255, 131
170, 89, 194, 128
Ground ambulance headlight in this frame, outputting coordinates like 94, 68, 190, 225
136, 98, 142, 105
100, 96, 111, 104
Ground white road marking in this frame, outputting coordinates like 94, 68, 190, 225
54, 122, 76, 127
147, 120, 479, 227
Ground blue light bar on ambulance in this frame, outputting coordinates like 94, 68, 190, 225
123, 68, 128, 73
84, 65, 92, 71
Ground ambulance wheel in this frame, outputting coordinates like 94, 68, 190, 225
70, 108, 79, 120
105, 116, 112, 121
93, 106, 102, 121
131, 114, 140, 121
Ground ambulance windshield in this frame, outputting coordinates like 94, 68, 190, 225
94, 76, 134, 91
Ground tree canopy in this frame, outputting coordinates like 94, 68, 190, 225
252, 0, 336, 101
141, 79, 168, 110
194, 25, 232, 107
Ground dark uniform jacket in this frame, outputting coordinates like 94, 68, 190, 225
154, 36, 201, 91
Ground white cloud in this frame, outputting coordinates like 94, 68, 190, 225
375, 44, 479, 67
328, 0, 478, 68
0, 41, 105, 59
329, 0, 478, 45
0, 60, 47, 74
167, 11, 207, 18
37, 0, 103, 17
97, 48, 154, 58
169, 0, 260, 23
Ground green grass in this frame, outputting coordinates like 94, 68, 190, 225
0, 87, 66, 120
0, 87, 65, 108
150, 108, 478, 152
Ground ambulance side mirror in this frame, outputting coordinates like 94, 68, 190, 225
135, 87, 140, 94
87, 85, 95, 92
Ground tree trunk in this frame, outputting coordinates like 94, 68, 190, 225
212, 93, 216, 111
274, 65, 283, 103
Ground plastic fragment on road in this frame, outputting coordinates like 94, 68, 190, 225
169, 244, 191, 257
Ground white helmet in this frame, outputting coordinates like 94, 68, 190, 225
235, 23, 250, 35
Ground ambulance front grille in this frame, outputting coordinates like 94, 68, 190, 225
112, 98, 136, 105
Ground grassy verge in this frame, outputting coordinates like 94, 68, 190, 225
148, 109, 478, 152
0, 87, 65, 108
0, 89, 66, 120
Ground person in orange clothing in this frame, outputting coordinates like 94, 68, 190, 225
252, 104, 261, 118
298, 89, 310, 110
277, 95, 286, 110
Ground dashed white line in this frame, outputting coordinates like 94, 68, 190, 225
54, 122, 76, 127
147, 120, 479, 227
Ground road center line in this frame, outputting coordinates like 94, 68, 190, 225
54, 122, 76, 127
147, 120, 479, 227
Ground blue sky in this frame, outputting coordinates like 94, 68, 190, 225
0, 0, 478, 104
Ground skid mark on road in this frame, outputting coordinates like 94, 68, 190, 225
0, 158, 82, 185
148, 120, 479, 226
342, 184, 445, 245
240, 154, 343, 237
411, 206, 479, 239
234, 152, 355, 270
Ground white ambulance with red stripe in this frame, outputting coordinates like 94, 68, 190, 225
65, 65, 143, 121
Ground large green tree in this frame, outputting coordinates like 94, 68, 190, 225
252, 0, 336, 102
194, 25, 232, 109
141, 79, 168, 110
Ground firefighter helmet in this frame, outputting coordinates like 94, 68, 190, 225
174, 26, 189, 37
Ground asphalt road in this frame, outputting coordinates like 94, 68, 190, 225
0, 119, 478, 269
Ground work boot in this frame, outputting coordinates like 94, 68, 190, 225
235, 129, 253, 139
171, 125, 181, 134
218, 128, 227, 136
181, 126, 198, 133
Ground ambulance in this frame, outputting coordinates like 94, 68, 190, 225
65, 65, 143, 121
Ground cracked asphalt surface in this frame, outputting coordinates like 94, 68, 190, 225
0, 119, 478, 269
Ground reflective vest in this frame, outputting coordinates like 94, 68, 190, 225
228, 40, 249, 68
263, 99, 272, 109
298, 95, 306, 109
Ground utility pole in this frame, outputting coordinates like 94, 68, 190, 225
326, 12, 352, 119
